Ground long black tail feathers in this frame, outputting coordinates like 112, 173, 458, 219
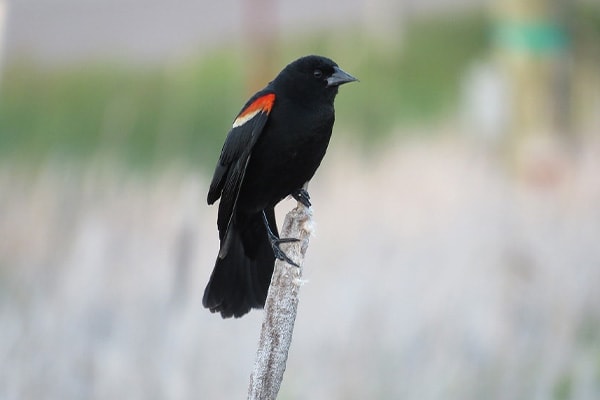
202, 214, 275, 318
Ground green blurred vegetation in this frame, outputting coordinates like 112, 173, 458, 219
342, 12, 488, 136
0, 12, 489, 169
0, 7, 598, 170
0, 51, 244, 169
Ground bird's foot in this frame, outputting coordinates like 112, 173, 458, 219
292, 188, 311, 208
269, 236, 300, 267
262, 211, 300, 267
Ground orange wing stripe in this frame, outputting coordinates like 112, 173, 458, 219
239, 93, 275, 119
233, 93, 275, 128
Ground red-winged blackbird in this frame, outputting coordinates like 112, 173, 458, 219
203, 55, 357, 318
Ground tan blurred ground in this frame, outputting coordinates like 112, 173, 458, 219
1, 135, 599, 399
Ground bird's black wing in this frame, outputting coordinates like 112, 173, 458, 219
207, 90, 276, 247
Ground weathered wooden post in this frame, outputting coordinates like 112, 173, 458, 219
247, 205, 313, 400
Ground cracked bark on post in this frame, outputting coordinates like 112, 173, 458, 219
247, 204, 313, 400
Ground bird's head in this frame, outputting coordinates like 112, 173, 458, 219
273, 55, 357, 103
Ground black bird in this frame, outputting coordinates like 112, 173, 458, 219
203, 55, 357, 318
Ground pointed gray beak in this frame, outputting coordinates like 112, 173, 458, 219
327, 66, 358, 87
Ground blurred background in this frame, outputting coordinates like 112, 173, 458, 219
1, 0, 600, 399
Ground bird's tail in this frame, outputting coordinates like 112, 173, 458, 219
202, 209, 276, 318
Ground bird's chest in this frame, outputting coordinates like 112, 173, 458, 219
240, 107, 334, 206
259, 110, 333, 170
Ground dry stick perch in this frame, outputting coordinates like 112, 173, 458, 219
247, 204, 313, 400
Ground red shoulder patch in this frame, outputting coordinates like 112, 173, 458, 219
233, 93, 275, 128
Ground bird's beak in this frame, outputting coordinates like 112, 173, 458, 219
327, 66, 358, 87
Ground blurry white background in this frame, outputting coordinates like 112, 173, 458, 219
1, 0, 599, 399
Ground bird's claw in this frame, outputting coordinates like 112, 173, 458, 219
292, 188, 311, 208
270, 237, 300, 267
262, 210, 300, 267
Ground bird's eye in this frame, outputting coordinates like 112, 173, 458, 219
313, 69, 323, 79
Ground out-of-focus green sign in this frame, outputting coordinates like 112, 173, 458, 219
493, 21, 569, 55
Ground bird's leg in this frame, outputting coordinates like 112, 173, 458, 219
292, 188, 311, 208
262, 210, 300, 267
